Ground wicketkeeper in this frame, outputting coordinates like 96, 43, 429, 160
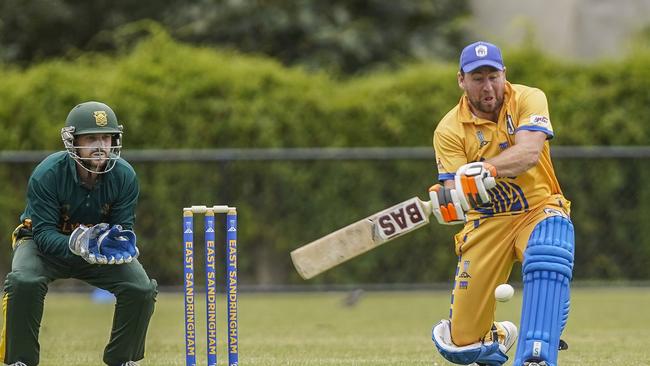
429, 41, 574, 366
0, 101, 157, 366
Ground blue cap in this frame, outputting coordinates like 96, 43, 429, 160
459, 41, 504, 73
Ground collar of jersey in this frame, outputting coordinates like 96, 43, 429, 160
458, 81, 513, 125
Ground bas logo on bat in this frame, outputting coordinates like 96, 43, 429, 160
374, 198, 428, 240
290, 196, 432, 279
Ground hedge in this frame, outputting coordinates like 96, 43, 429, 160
1, 29, 650, 285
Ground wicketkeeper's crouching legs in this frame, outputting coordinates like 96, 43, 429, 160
515, 215, 574, 366
1, 240, 51, 366
94, 263, 158, 366
1, 238, 157, 366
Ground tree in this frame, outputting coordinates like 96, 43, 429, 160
0, 0, 469, 74
170, 0, 470, 74
0, 0, 181, 63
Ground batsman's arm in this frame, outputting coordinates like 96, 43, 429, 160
485, 130, 547, 177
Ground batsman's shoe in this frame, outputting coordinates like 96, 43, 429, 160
7, 362, 28, 366
523, 361, 548, 366
519, 340, 568, 366
120, 362, 138, 366
471, 321, 518, 366
433, 319, 517, 366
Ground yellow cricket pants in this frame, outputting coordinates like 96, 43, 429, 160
449, 194, 570, 346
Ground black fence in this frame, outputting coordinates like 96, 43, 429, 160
1, 147, 647, 286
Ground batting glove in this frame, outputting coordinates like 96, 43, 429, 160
429, 184, 466, 225
454, 162, 497, 210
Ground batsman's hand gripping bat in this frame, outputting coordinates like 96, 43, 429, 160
290, 197, 433, 279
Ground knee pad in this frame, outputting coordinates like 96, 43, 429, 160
432, 320, 509, 366
515, 216, 574, 366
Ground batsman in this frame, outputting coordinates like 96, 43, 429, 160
0, 101, 157, 366
429, 41, 574, 366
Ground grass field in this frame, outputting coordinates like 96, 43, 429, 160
2, 286, 649, 365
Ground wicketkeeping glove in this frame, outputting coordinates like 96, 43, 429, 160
454, 162, 498, 210
429, 184, 466, 225
97, 225, 139, 264
69, 223, 110, 264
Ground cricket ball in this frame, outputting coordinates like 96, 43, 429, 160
494, 284, 514, 302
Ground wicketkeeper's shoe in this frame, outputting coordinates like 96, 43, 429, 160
120, 362, 138, 366
7, 362, 27, 366
472, 320, 518, 366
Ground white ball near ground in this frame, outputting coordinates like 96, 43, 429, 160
494, 284, 514, 302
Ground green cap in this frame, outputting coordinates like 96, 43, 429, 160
64, 101, 122, 135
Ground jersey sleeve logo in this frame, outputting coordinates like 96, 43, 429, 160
436, 157, 445, 171
530, 115, 549, 127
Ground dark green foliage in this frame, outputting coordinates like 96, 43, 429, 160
0, 1, 469, 74
168, 0, 470, 74
1, 32, 650, 284
0, 0, 182, 63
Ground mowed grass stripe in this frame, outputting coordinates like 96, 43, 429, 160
0, 287, 648, 365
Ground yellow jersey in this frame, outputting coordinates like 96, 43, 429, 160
433, 82, 566, 220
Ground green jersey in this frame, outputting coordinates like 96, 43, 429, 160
21, 151, 139, 258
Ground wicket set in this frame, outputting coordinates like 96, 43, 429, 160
183, 205, 239, 366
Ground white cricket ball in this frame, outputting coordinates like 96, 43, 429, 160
494, 284, 514, 302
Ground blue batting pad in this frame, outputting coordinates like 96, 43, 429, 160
515, 215, 574, 366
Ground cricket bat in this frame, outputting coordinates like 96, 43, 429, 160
290, 197, 433, 279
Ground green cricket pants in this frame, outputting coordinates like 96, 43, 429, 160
1, 239, 158, 366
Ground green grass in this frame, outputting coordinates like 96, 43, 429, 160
2, 287, 650, 365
